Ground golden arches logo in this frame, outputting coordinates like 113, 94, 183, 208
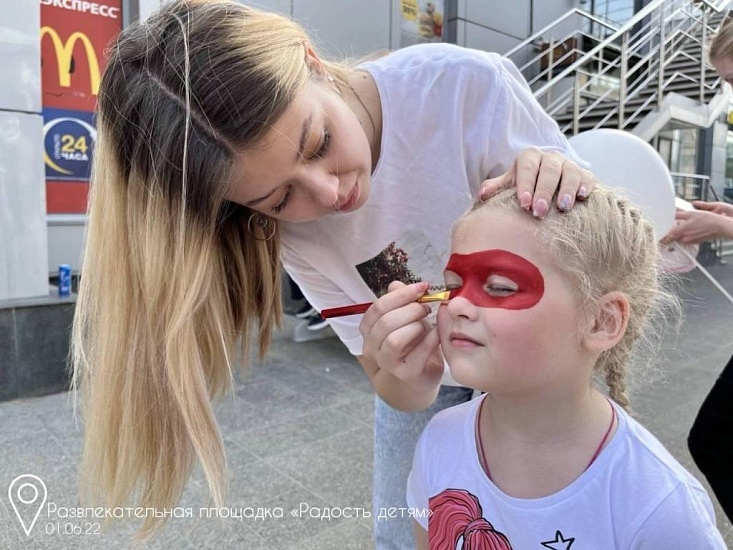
40, 26, 100, 96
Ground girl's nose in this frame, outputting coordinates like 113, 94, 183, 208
445, 294, 478, 319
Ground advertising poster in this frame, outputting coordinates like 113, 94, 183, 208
400, 0, 444, 48
42, 108, 96, 181
40, 0, 122, 213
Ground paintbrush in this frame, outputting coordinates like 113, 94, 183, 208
320, 290, 451, 319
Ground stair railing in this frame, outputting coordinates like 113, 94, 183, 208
508, 0, 731, 135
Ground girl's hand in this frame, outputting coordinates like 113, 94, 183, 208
479, 148, 596, 219
359, 281, 443, 394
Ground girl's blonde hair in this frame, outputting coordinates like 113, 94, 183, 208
459, 186, 680, 410
72, 0, 352, 540
709, 18, 733, 63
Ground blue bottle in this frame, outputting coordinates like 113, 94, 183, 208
59, 264, 71, 297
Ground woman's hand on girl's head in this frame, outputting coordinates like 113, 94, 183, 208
479, 148, 596, 219
359, 281, 443, 394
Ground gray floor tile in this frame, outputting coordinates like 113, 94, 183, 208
227, 407, 357, 460
296, 519, 373, 550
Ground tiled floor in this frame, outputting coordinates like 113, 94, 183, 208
2, 264, 733, 549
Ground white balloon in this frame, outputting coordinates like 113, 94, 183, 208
568, 129, 676, 240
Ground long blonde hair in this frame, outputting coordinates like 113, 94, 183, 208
461, 186, 681, 410
72, 0, 351, 539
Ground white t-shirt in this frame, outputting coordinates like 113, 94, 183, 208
281, 43, 584, 359
407, 395, 727, 549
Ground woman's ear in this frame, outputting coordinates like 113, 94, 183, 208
583, 291, 630, 353
304, 43, 324, 75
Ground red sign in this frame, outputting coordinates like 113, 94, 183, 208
41, 0, 122, 212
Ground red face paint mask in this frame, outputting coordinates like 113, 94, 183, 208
444, 250, 545, 310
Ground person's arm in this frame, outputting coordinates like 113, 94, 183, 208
284, 246, 444, 410
692, 200, 733, 218
665, 209, 733, 244
357, 350, 442, 412
413, 521, 429, 550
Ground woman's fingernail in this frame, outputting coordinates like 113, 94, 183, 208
559, 194, 572, 210
533, 198, 548, 219
418, 282, 429, 292
577, 186, 588, 199
520, 192, 532, 209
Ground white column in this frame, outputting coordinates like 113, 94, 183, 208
0, 0, 48, 301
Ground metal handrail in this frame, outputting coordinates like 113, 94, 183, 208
671, 172, 713, 201
523, 0, 731, 136
504, 9, 618, 60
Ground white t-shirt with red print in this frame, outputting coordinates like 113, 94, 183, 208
280, 43, 584, 366
407, 395, 726, 549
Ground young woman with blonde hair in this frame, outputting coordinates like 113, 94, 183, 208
72, 0, 595, 544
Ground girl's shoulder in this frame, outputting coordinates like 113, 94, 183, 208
615, 408, 709, 495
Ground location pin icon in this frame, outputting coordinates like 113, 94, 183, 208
8, 474, 47, 536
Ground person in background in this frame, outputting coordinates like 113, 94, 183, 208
661, 19, 733, 523
71, 0, 595, 545
664, 200, 733, 522
405, 185, 726, 548
287, 274, 329, 333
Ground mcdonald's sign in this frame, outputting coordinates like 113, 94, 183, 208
42, 0, 121, 213
41, 27, 101, 97
41, 0, 120, 112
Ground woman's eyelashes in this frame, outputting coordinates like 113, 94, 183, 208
270, 186, 291, 213
269, 128, 332, 214
311, 128, 332, 160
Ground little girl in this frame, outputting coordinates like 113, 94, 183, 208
407, 186, 726, 549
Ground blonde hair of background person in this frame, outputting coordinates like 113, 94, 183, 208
657, 17, 733, 527
409, 187, 726, 548
71, 0, 595, 540
709, 17, 733, 86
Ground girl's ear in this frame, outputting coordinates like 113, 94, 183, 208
304, 43, 324, 75
583, 291, 630, 353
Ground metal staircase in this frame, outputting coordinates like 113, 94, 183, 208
504, 0, 732, 140
504, 0, 733, 260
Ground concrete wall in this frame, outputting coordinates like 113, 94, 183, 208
451, 0, 577, 53
0, 292, 75, 402
138, 0, 394, 58
0, 0, 48, 301
139, 0, 580, 57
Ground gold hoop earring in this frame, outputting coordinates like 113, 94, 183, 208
247, 212, 276, 241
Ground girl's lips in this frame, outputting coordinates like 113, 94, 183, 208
336, 183, 359, 212
449, 332, 482, 348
